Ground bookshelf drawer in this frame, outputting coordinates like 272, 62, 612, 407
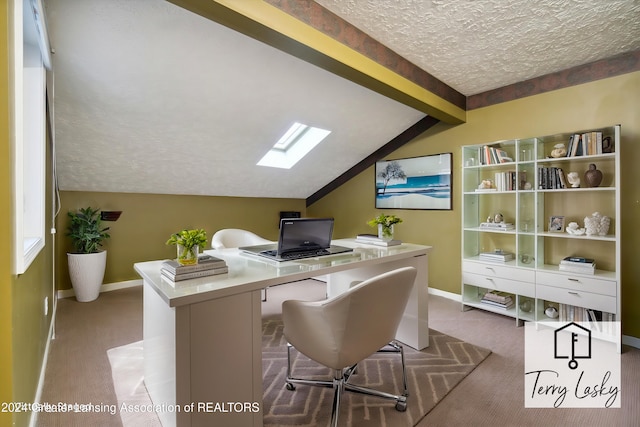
537, 284, 616, 313
463, 272, 535, 297
463, 261, 535, 282
536, 271, 616, 297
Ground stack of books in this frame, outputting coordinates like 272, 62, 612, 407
479, 250, 514, 262
479, 222, 515, 231
355, 234, 402, 247
559, 256, 595, 275
481, 291, 514, 310
161, 254, 228, 282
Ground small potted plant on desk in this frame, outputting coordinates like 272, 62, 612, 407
166, 229, 208, 265
66, 207, 110, 302
367, 214, 403, 241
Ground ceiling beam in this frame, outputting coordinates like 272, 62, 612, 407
167, 0, 466, 124
306, 115, 440, 207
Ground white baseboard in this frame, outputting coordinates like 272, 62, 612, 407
428, 287, 461, 302
427, 287, 639, 350
30, 302, 56, 427
622, 334, 640, 349
57, 279, 142, 300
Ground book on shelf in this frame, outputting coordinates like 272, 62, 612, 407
480, 297, 514, 310
556, 304, 615, 333
559, 264, 595, 275
561, 256, 595, 264
482, 290, 513, 304
559, 256, 596, 274
538, 167, 567, 189
479, 145, 513, 165
565, 132, 605, 157
479, 250, 514, 262
161, 254, 227, 274
480, 222, 515, 231
493, 171, 526, 191
161, 266, 229, 282
474, 188, 497, 192
355, 234, 401, 246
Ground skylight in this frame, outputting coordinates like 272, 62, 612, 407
257, 122, 331, 169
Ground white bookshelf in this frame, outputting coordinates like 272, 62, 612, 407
461, 125, 621, 338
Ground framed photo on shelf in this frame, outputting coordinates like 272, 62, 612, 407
548, 215, 565, 232
375, 153, 452, 210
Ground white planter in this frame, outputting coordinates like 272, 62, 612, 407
67, 250, 107, 302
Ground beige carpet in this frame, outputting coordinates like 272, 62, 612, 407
108, 320, 490, 426
262, 319, 490, 426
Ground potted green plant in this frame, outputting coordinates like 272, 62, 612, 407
367, 214, 402, 241
66, 207, 111, 302
166, 229, 208, 265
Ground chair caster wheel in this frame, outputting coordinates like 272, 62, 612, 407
286, 382, 296, 391
395, 401, 407, 412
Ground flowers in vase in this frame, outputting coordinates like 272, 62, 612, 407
367, 214, 402, 239
166, 229, 208, 264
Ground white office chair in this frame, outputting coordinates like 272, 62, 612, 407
211, 228, 271, 250
282, 266, 417, 427
211, 228, 273, 300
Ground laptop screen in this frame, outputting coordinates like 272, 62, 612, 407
277, 218, 334, 255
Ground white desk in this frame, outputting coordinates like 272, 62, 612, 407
135, 239, 431, 427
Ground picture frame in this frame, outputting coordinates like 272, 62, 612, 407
375, 153, 452, 210
548, 215, 565, 232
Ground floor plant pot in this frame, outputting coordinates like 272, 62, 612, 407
67, 250, 107, 302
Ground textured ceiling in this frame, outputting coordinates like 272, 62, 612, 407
316, 0, 640, 95
46, 0, 424, 198
45, 0, 640, 199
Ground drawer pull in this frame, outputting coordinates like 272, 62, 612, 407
485, 267, 495, 272
568, 278, 580, 282
568, 291, 579, 295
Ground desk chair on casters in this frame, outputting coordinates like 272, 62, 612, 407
282, 266, 417, 427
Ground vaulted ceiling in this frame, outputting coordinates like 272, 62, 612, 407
45, 0, 640, 201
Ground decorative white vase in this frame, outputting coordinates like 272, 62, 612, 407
67, 251, 107, 302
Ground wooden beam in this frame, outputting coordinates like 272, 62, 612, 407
306, 116, 440, 207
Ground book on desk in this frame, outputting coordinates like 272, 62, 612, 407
160, 254, 228, 282
355, 234, 402, 247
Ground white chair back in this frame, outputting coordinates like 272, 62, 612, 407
283, 266, 417, 370
211, 228, 271, 249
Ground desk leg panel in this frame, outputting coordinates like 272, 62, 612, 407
188, 289, 263, 427
144, 282, 263, 427
326, 254, 429, 350
144, 280, 183, 427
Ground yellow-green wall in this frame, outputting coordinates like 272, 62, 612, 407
56, 192, 306, 290
308, 72, 640, 339
2, 2, 57, 425
1, 2, 13, 425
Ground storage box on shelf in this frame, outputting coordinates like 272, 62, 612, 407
461, 125, 620, 337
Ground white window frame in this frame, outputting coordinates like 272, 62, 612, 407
13, 0, 47, 274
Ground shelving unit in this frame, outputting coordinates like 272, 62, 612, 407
461, 125, 621, 337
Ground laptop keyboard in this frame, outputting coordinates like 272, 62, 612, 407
261, 249, 331, 260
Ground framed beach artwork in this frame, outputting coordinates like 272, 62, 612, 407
375, 153, 452, 210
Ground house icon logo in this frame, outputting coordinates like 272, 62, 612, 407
554, 322, 592, 369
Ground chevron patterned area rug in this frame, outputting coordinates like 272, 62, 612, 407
262, 318, 491, 427
109, 319, 490, 427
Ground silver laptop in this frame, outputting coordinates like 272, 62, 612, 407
240, 218, 352, 262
